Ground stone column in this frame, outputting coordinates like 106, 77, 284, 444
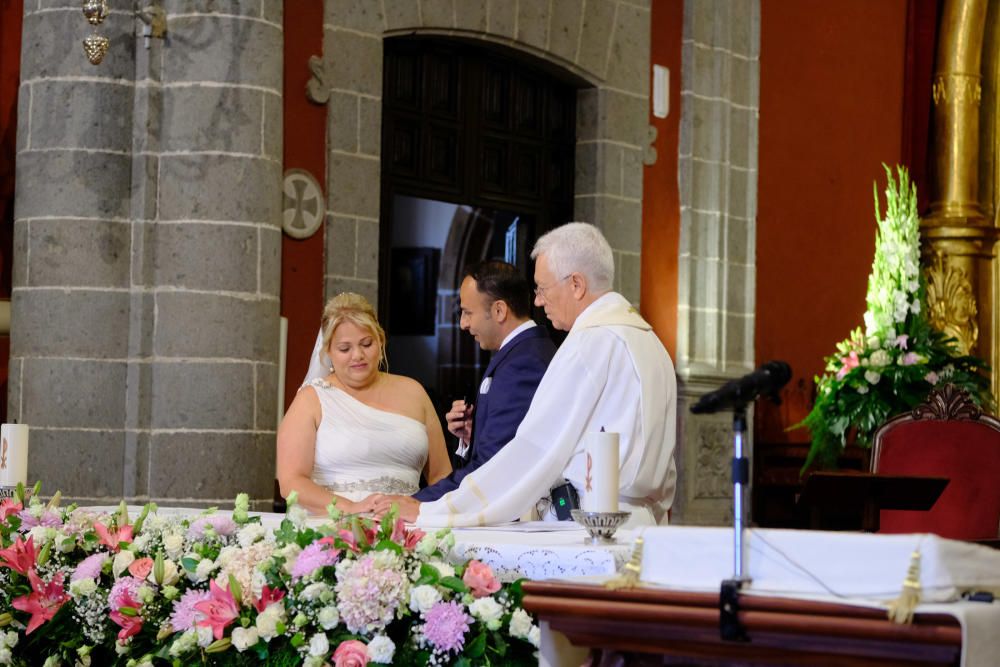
673, 0, 761, 525
11, 1, 283, 509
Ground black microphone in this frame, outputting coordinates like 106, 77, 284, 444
690, 361, 792, 414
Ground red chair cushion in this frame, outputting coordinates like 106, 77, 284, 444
875, 420, 1000, 539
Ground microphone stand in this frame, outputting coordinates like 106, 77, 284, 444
719, 403, 751, 642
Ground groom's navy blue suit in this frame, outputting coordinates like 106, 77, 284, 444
414, 325, 556, 502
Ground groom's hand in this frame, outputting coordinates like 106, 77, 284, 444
372, 494, 421, 522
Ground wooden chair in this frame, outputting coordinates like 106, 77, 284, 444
870, 384, 1000, 539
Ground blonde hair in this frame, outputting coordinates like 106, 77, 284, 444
320, 292, 387, 371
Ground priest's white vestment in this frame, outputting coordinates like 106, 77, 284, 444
417, 292, 677, 527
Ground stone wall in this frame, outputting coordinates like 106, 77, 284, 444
672, 0, 761, 525
11, 0, 283, 508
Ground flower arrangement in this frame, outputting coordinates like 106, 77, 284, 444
797, 165, 990, 468
0, 484, 540, 666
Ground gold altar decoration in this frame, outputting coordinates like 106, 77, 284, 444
922, 0, 1000, 393
81, 0, 109, 65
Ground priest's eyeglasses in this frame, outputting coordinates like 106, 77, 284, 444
533, 274, 571, 299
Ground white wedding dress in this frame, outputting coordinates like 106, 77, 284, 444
305, 378, 428, 501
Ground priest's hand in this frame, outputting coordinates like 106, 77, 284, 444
445, 399, 473, 441
372, 494, 421, 522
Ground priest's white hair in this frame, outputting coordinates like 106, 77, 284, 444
531, 222, 614, 293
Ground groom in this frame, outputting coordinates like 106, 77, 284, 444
414, 260, 554, 504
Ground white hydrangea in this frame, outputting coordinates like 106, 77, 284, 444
237, 523, 267, 549
367, 635, 395, 664
409, 584, 442, 614
469, 596, 504, 629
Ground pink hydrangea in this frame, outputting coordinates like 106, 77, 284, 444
422, 600, 472, 653
291, 539, 340, 581
71, 552, 108, 582
187, 514, 237, 539
170, 588, 212, 631
334, 554, 407, 634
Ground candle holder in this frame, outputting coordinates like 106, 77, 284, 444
570, 509, 631, 545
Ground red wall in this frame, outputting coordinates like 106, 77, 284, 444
640, 0, 682, 359
755, 0, 909, 441
281, 1, 327, 409
0, 0, 22, 423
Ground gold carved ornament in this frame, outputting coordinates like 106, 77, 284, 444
924, 253, 978, 355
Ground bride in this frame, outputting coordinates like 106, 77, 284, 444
277, 293, 452, 514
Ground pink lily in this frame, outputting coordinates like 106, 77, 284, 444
194, 579, 240, 640
391, 518, 425, 549
94, 521, 134, 552
836, 351, 860, 380
109, 587, 143, 641
252, 584, 286, 614
0, 535, 37, 575
11, 569, 69, 634
337, 528, 359, 552
0, 498, 23, 521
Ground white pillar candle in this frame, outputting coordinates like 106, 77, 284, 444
582, 431, 619, 512
0, 424, 29, 488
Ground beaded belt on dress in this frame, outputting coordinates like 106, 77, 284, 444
322, 476, 419, 495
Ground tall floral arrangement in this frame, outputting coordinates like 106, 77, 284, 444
0, 484, 540, 666
798, 165, 990, 468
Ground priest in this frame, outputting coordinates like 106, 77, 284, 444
372, 222, 677, 526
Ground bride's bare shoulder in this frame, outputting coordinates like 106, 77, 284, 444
383, 373, 429, 398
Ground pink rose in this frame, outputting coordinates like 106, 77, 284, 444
462, 560, 500, 598
333, 639, 368, 667
128, 557, 154, 580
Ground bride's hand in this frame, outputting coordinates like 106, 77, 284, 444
346, 495, 377, 515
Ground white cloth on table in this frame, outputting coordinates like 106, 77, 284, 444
304, 378, 427, 502
417, 292, 677, 527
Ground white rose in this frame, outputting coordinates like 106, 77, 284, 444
415, 534, 438, 557
308, 633, 330, 657
2, 631, 17, 649
367, 635, 395, 664
168, 630, 198, 657
256, 603, 286, 641
113, 551, 136, 578
70, 578, 97, 597
469, 597, 504, 629
864, 370, 881, 385
300, 582, 329, 602
231, 627, 259, 652
408, 585, 442, 614
527, 625, 541, 648
0, 647, 11, 665
429, 561, 455, 579
509, 608, 533, 639
317, 606, 340, 630
162, 534, 185, 560
196, 626, 214, 648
